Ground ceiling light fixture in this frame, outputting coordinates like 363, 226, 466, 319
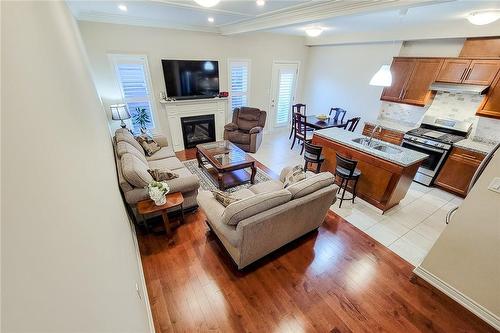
194, 0, 220, 8
208, 17, 215, 23
369, 65, 392, 87
118, 4, 127, 12
305, 27, 324, 37
256, 0, 265, 6
467, 10, 500, 25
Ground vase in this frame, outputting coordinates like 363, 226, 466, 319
154, 195, 167, 206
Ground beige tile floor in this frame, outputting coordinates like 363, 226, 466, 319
251, 129, 462, 267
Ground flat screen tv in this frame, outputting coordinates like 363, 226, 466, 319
162, 59, 219, 99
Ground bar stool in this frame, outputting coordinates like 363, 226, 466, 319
303, 142, 325, 173
335, 153, 361, 208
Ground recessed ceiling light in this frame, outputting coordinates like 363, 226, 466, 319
305, 27, 324, 37
118, 4, 127, 12
467, 10, 500, 25
208, 17, 215, 23
256, 0, 265, 6
194, 0, 220, 8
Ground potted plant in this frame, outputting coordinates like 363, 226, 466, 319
133, 107, 151, 134
148, 181, 170, 206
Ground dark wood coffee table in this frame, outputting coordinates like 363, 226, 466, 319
196, 140, 256, 190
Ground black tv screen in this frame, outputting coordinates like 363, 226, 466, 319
162, 59, 219, 99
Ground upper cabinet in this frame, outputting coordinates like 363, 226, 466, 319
380, 58, 416, 102
381, 57, 442, 106
435, 59, 471, 83
476, 70, 500, 119
436, 59, 500, 85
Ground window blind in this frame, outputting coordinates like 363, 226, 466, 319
229, 61, 250, 111
275, 71, 295, 125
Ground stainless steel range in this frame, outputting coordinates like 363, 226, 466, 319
402, 115, 472, 186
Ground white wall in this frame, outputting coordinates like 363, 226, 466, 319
77, 21, 309, 138
1, 2, 150, 332
417, 151, 500, 328
302, 42, 402, 129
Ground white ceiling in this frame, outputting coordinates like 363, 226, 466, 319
67, 0, 500, 38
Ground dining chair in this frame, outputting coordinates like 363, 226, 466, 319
329, 107, 347, 123
304, 142, 325, 173
335, 153, 361, 208
289, 104, 306, 139
343, 117, 361, 132
291, 112, 312, 155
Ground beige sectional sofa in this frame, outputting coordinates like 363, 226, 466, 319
113, 128, 200, 218
197, 167, 337, 269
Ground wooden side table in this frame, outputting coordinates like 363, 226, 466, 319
136, 192, 184, 236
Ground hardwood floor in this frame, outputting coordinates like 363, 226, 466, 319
137, 150, 495, 333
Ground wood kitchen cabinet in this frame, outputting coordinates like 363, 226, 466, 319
381, 58, 416, 102
434, 147, 485, 197
362, 123, 404, 145
436, 58, 500, 85
381, 57, 443, 106
477, 70, 500, 119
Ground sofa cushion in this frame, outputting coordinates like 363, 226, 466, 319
221, 189, 292, 226
115, 129, 144, 154
162, 167, 200, 193
249, 180, 283, 194
116, 141, 148, 164
225, 130, 250, 145
231, 188, 255, 200
148, 157, 184, 171
286, 172, 335, 199
145, 146, 176, 161
121, 153, 153, 188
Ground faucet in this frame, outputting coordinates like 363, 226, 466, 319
367, 125, 382, 146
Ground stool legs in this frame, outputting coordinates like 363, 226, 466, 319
337, 176, 359, 208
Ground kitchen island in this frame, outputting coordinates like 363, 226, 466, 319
312, 127, 428, 212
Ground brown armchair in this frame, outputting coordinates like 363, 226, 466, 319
223, 107, 267, 153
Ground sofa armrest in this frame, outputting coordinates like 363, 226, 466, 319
152, 134, 169, 147
249, 126, 263, 134
224, 123, 239, 131
165, 174, 200, 193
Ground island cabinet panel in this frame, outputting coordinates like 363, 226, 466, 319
476, 71, 500, 119
402, 58, 443, 106
381, 58, 416, 102
312, 135, 421, 212
434, 147, 485, 197
435, 59, 471, 83
362, 124, 404, 145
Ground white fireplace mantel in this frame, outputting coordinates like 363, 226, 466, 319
160, 97, 228, 152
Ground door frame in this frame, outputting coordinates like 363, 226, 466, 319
268, 60, 301, 132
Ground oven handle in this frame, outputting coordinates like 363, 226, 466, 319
402, 140, 446, 153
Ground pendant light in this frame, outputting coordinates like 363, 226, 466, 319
369, 65, 392, 86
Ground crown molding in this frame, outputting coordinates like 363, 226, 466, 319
219, 0, 450, 35
75, 12, 220, 34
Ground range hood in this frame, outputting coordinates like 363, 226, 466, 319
429, 82, 489, 95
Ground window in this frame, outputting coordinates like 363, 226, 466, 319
228, 60, 250, 111
110, 54, 155, 134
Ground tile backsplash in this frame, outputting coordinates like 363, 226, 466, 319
378, 91, 500, 143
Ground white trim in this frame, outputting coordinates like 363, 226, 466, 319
413, 266, 500, 330
227, 58, 251, 122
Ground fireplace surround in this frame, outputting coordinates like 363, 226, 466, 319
180, 114, 216, 149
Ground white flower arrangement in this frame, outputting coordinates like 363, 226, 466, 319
148, 181, 170, 205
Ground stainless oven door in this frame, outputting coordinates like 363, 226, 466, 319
402, 140, 448, 184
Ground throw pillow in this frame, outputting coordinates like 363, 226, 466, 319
136, 134, 161, 156
283, 164, 306, 188
212, 190, 240, 207
147, 168, 179, 181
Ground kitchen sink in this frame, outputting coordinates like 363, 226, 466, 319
352, 137, 402, 154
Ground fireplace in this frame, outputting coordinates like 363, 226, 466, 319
180, 114, 216, 149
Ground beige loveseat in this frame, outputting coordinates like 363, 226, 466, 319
197, 167, 337, 269
113, 128, 200, 219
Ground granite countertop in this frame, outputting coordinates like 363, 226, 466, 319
364, 119, 418, 134
454, 138, 498, 155
314, 128, 428, 167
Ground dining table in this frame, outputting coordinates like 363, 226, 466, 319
304, 115, 347, 130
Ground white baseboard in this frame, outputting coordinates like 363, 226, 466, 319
413, 266, 499, 330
